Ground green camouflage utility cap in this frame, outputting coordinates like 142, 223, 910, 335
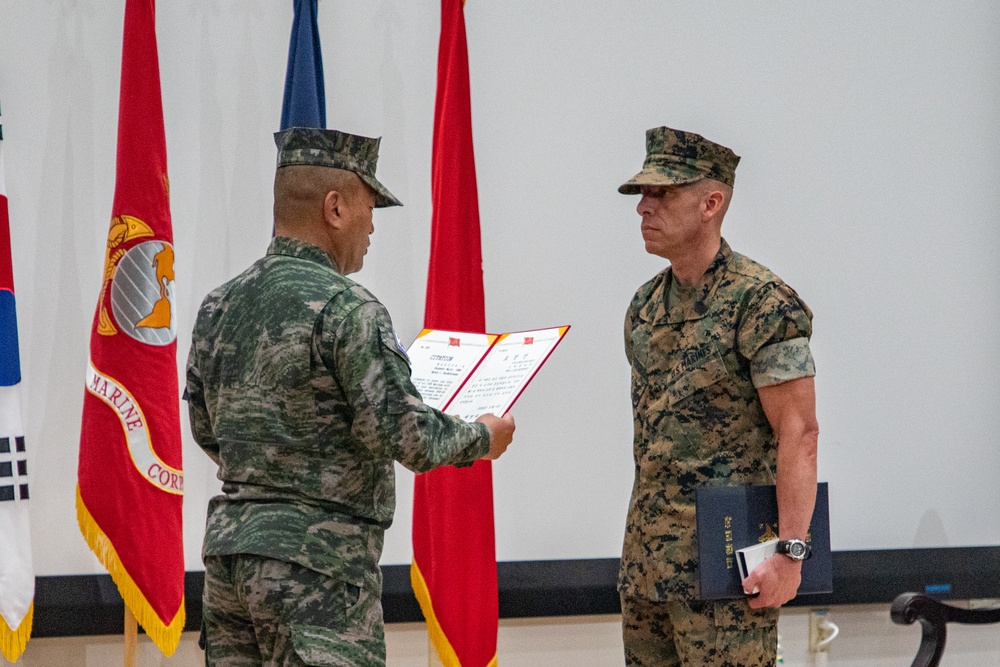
619, 126, 740, 194
274, 127, 403, 208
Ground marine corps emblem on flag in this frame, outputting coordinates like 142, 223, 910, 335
87, 214, 182, 494
110, 238, 176, 345
97, 214, 176, 344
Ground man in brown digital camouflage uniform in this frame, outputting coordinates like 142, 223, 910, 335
186, 127, 515, 666
618, 126, 819, 666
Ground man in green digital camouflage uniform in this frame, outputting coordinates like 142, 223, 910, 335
186, 127, 515, 667
618, 126, 819, 666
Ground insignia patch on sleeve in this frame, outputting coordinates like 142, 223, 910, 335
394, 332, 410, 362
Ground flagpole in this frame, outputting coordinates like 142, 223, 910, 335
123, 606, 137, 667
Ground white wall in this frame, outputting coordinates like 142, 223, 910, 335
1, 0, 998, 581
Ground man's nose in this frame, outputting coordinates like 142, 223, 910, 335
636, 197, 652, 216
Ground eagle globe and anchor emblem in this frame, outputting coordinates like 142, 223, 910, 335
98, 213, 176, 343
87, 213, 183, 495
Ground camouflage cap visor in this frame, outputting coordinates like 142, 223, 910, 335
358, 173, 402, 209
618, 158, 706, 195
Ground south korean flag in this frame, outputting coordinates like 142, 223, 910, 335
0, 109, 35, 661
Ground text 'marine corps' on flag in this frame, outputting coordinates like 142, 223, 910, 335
0, 103, 36, 664
412, 1, 500, 666
76, 0, 185, 655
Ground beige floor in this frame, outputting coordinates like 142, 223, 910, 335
4, 607, 1000, 666
0, 616, 624, 667
387, 616, 625, 667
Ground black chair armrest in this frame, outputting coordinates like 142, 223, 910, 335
891, 592, 1000, 667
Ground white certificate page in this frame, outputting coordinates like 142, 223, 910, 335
445, 326, 568, 422
406, 330, 496, 410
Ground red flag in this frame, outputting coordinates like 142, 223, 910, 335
411, 1, 498, 665
76, 0, 184, 654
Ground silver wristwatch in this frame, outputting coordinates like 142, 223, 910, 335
775, 538, 812, 561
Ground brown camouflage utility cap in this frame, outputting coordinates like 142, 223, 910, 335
274, 127, 403, 208
618, 126, 740, 194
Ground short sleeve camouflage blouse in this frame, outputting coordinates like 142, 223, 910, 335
620, 239, 814, 600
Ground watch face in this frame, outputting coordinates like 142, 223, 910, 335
789, 542, 807, 558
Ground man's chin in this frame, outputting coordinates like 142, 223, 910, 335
643, 241, 672, 261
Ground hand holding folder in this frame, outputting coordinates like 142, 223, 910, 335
738, 539, 809, 608
695, 483, 832, 600
736, 538, 779, 594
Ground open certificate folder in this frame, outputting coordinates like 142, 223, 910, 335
406, 326, 570, 421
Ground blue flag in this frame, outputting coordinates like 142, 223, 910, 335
280, 0, 326, 130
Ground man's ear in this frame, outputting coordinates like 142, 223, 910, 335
323, 189, 344, 229
702, 189, 725, 220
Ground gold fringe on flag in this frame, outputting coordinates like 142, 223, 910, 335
76, 485, 185, 656
0, 601, 34, 663
410, 560, 498, 667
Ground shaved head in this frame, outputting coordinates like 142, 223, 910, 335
690, 178, 734, 222
271, 164, 377, 275
273, 165, 362, 232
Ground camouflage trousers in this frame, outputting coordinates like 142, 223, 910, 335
202, 554, 386, 667
621, 594, 778, 667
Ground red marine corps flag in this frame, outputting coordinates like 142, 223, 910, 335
76, 0, 184, 655
412, 1, 499, 665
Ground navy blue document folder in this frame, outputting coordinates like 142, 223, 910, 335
695, 483, 832, 600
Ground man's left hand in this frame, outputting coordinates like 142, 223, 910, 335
742, 555, 802, 609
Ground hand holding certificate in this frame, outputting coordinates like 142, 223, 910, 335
406, 326, 570, 422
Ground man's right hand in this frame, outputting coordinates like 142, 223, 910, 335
476, 413, 515, 460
